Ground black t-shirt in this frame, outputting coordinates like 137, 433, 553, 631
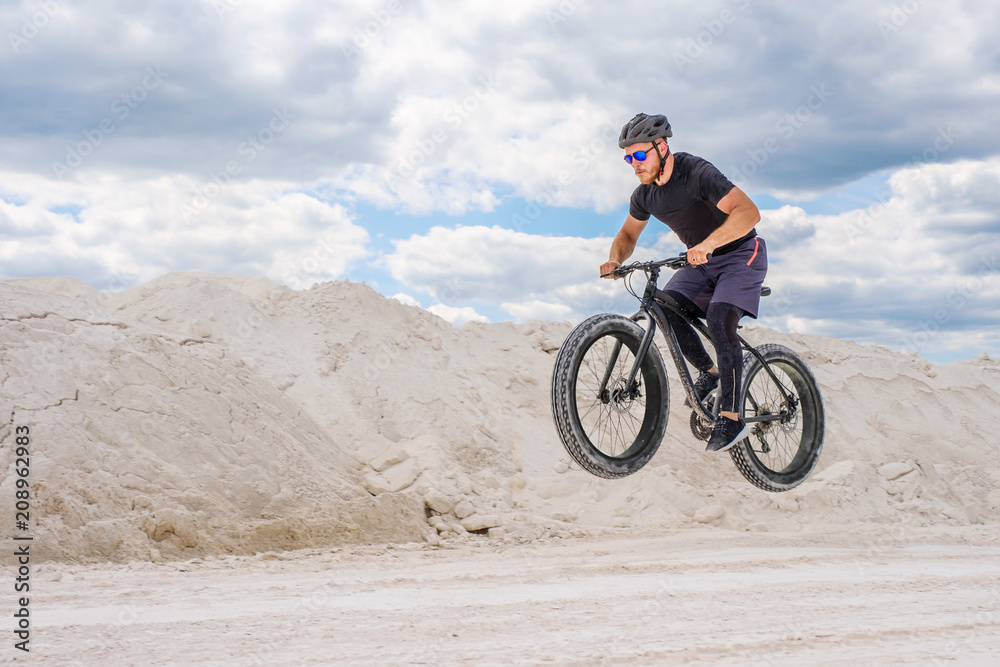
629, 152, 744, 250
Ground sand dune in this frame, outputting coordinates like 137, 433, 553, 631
1, 273, 998, 564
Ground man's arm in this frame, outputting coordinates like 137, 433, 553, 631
600, 214, 648, 278
686, 186, 760, 266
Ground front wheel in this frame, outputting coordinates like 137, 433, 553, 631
551, 314, 669, 478
730, 344, 825, 492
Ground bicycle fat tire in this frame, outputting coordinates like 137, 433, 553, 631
551, 314, 669, 478
730, 344, 825, 492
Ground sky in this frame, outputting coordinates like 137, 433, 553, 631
1, 0, 999, 363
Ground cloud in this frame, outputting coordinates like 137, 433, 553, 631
384, 224, 621, 310
427, 303, 489, 327
5, 0, 997, 211
384, 157, 1000, 358
390, 292, 421, 308
384, 223, 691, 323
2, 1, 999, 360
0, 171, 370, 289
748, 158, 1000, 357
502, 299, 574, 322
391, 291, 489, 327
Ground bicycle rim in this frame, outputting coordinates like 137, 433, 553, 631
742, 359, 813, 475
572, 331, 662, 459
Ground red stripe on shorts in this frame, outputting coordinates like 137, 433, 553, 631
746, 237, 759, 265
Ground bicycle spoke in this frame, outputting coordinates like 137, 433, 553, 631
573, 332, 653, 458
743, 362, 804, 473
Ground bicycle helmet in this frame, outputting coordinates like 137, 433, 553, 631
618, 113, 672, 149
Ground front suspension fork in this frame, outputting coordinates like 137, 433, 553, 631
597, 308, 658, 399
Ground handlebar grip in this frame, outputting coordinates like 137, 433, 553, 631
678, 251, 711, 264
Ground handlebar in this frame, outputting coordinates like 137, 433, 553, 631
601, 252, 711, 278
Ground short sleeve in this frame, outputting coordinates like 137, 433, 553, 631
629, 187, 650, 221
685, 156, 736, 206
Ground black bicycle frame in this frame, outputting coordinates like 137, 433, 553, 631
609, 264, 796, 425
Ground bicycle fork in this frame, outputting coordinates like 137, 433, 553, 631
597, 310, 658, 403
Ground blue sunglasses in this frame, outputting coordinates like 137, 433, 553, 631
624, 148, 653, 164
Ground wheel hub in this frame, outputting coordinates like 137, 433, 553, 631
600, 377, 637, 414
779, 403, 799, 433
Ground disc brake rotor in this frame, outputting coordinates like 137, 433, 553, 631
608, 378, 636, 414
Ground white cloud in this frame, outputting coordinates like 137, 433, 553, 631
427, 303, 489, 327
744, 158, 1000, 358
383, 157, 1000, 359
0, 171, 370, 289
385, 223, 688, 323
391, 291, 488, 327
3, 1, 1000, 360
9, 1, 997, 207
502, 299, 574, 322
385, 224, 618, 303
390, 292, 421, 307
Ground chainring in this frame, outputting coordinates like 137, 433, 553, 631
689, 410, 713, 441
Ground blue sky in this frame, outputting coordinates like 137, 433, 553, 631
1, 0, 998, 363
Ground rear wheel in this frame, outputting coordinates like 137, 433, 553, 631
551, 314, 669, 478
730, 344, 824, 492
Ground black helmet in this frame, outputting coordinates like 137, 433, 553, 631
618, 113, 672, 149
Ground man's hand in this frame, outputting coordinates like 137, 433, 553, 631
600, 260, 622, 279
686, 242, 714, 266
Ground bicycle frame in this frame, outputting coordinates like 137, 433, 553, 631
602, 262, 797, 426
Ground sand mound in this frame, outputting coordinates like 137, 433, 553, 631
1, 273, 998, 563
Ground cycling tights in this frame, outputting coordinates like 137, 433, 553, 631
662, 291, 745, 415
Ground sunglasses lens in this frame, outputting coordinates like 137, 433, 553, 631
624, 150, 648, 165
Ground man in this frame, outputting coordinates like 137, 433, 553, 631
600, 113, 766, 453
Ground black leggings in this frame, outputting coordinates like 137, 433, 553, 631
662, 291, 744, 415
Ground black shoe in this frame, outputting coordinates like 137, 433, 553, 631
706, 417, 749, 453
684, 371, 719, 408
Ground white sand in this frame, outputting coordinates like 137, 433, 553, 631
22, 529, 1000, 665
1, 273, 998, 663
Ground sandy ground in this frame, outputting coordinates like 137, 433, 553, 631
9, 527, 999, 666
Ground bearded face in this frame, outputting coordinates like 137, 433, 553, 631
624, 140, 667, 185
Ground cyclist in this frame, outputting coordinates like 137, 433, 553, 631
600, 113, 766, 453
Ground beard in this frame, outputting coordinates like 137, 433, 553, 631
636, 169, 658, 185
635, 162, 660, 185
633, 145, 668, 185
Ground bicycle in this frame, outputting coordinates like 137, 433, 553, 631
550, 255, 825, 492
